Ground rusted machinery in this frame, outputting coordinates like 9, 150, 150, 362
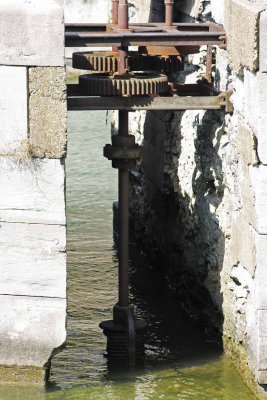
65, 0, 232, 367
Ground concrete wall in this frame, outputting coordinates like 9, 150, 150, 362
128, 0, 267, 398
0, 0, 67, 383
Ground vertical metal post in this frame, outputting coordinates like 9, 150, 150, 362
118, 0, 129, 30
112, 0, 119, 25
206, 45, 213, 83
118, 111, 129, 307
165, 0, 174, 27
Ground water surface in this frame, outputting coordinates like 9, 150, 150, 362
0, 111, 256, 400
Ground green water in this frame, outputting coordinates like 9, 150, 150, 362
0, 111, 257, 400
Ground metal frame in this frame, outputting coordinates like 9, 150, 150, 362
67, 84, 233, 112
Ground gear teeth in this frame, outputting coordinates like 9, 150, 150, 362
73, 51, 182, 74
79, 73, 169, 96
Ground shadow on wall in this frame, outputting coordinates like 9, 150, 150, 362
129, 109, 226, 339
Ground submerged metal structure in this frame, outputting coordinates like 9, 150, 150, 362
66, 0, 231, 366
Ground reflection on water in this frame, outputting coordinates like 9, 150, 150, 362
0, 111, 256, 400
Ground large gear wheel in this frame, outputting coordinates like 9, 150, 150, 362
73, 51, 182, 74
79, 72, 169, 96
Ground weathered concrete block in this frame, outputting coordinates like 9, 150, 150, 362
250, 165, 267, 234
0, 0, 64, 67
0, 222, 66, 298
29, 67, 67, 159
237, 120, 258, 166
224, 0, 267, 72
260, 10, 267, 72
0, 295, 66, 367
0, 157, 66, 225
243, 70, 267, 165
229, 214, 256, 277
0, 67, 27, 154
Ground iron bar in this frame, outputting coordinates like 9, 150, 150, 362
112, 0, 119, 25
118, 112, 129, 307
165, 0, 174, 27
118, 0, 129, 30
65, 31, 225, 48
65, 22, 221, 32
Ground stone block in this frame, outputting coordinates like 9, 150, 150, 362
0, 157, 66, 225
243, 71, 267, 164
237, 120, 258, 166
255, 234, 267, 309
224, 0, 267, 72
250, 165, 267, 234
0, 67, 27, 154
244, 69, 259, 133
0, 222, 66, 298
29, 67, 67, 159
0, 295, 66, 367
0, 0, 64, 67
260, 10, 267, 72
229, 214, 256, 277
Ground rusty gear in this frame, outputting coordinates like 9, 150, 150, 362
79, 72, 169, 96
73, 51, 182, 74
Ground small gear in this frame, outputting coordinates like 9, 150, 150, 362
73, 51, 182, 74
79, 72, 169, 96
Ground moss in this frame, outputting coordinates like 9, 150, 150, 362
224, 336, 267, 399
0, 365, 45, 386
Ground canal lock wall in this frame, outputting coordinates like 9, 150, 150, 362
1, 0, 267, 395
126, 0, 267, 397
0, 0, 67, 382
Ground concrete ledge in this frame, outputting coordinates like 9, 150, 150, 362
0, 295, 66, 367
0, 0, 64, 67
0, 66, 27, 154
0, 158, 66, 225
224, 0, 267, 72
29, 67, 67, 159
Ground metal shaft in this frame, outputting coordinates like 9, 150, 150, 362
118, 0, 129, 29
112, 0, 119, 25
118, 110, 129, 307
165, 0, 174, 27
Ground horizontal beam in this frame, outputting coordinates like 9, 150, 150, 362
67, 95, 225, 111
65, 31, 225, 48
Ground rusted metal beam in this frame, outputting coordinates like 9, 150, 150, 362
67, 84, 232, 111
65, 31, 225, 48
65, 22, 222, 33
